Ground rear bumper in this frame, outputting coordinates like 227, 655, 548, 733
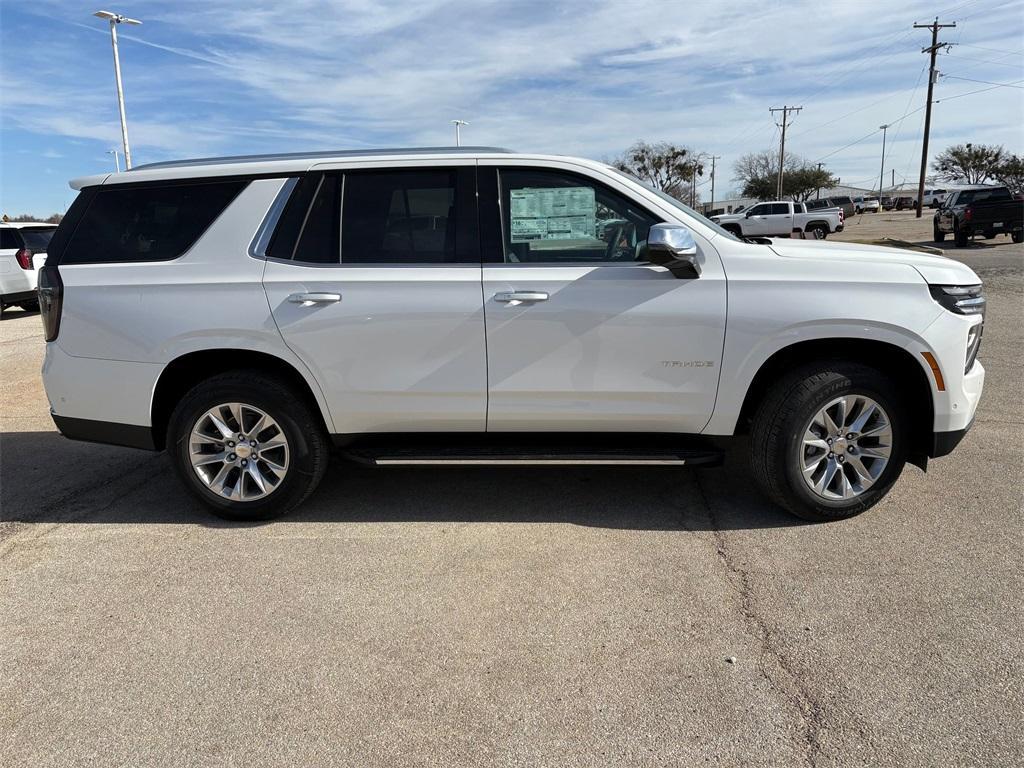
51, 413, 157, 451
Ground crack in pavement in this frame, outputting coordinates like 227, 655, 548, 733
688, 472, 826, 768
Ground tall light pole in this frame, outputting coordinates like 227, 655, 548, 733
107, 148, 121, 172
708, 154, 721, 214
94, 10, 142, 169
877, 124, 889, 199
451, 119, 468, 147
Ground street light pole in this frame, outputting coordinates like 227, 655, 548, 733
107, 149, 121, 172
94, 10, 142, 169
451, 119, 468, 147
878, 124, 889, 199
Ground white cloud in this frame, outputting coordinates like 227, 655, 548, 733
2, 0, 1022, 210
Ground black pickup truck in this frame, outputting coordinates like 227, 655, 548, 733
933, 186, 1024, 247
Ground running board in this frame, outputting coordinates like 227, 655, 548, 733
343, 448, 723, 468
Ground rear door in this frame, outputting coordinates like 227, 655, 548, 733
261, 163, 487, 434
479, 162, 727, 433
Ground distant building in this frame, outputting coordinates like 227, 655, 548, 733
702, 197, 758, 216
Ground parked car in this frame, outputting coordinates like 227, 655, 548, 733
894, 196, 918, 211
831, 196, 856, 218
0, 221, 57, 314
40, 148, 984, 523
881, 196, 896, 210
933, 185, 1024, 247
923, 189, 949, 208
711, 200, 844, 239
854, 196, 881, 214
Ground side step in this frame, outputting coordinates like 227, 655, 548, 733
343, 447, 723, 468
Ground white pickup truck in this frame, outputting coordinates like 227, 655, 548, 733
712, 201, 844, 239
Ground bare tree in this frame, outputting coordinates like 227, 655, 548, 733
613, 141, 704, 203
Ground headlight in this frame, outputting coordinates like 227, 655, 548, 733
929, 284, 986, 317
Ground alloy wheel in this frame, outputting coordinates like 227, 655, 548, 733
188, 402, 290, 502
799, 394, 892, 501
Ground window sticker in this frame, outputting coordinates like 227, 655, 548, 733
510, 186, 596, 242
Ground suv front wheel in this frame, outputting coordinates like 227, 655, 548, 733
750, 362, 907, 521
167, 371, 329, 520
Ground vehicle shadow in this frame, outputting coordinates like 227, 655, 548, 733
0, 431, 799, 532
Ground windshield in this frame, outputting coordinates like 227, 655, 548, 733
19, 227, 56, 251
606, 167, 742, 242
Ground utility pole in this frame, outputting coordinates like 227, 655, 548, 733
94, 11, 142, 170
877, 124, 889, 198
451, 119, 468, 147
914, 17, 956, 217
769, 105, 801, 198
708, 155, 721, 214
816, 162, 823, 199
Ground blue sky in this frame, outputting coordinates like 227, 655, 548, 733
2, 0, 1022, 215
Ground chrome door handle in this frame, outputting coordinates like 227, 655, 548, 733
494, 291, 549, 303
287, 292, 341, 306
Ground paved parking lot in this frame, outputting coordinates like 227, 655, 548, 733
2, 236, 1022, 767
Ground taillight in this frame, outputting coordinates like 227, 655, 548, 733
964, 206, 973, 222
15, 248, 33, 270
38, 266, 63, 342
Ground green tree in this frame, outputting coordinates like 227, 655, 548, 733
614, 141, 704, 203
785, 166, 835, 202
932, 143, 1005, 185
733, 150, 834, 201
992, 154, 1024, 194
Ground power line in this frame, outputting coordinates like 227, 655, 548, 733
955, 42, 1024, 56
940, 74, 1024, 88
939, 52, 1024, 67
936, 78, 1024, 101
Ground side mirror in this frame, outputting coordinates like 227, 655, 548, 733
745, 210, 754, 218
647, 223, 700, 278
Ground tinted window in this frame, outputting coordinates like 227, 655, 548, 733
20, 228, 56, 251
293, 175, 340, 264
342, 170, 458, 264
266, 174, 320, 261
769, 203, 790, 215
499, 168, 659, 264
957, 187, 1012, 204
748, 204, 769, 216
0, 229, 21, 249
62, 180, 247, 264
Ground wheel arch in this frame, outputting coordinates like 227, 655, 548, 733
150, 349, 333, 450
803, 219, 829, 232
734, 338, 934, 469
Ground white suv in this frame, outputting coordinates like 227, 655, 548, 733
39, 148, 985, 522
1, 221, 57, 314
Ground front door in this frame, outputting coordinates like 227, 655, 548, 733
480, 164, 727, 433
262, 166, 487, 434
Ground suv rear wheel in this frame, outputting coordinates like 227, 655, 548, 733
167, 371, 329, 520
750, 362, 907, 521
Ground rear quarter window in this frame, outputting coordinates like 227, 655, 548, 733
60, 179, 247, 264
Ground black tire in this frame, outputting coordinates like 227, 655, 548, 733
954, 223, 969, 248
166, 371, 329, 521
1013, 230, 1023, 243
723, 224, 742, 237
933, 222, 945, 243
807, 224, 828, 240
749, 362, 907, 522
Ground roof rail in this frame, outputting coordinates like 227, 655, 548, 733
131, 146, 516, 171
